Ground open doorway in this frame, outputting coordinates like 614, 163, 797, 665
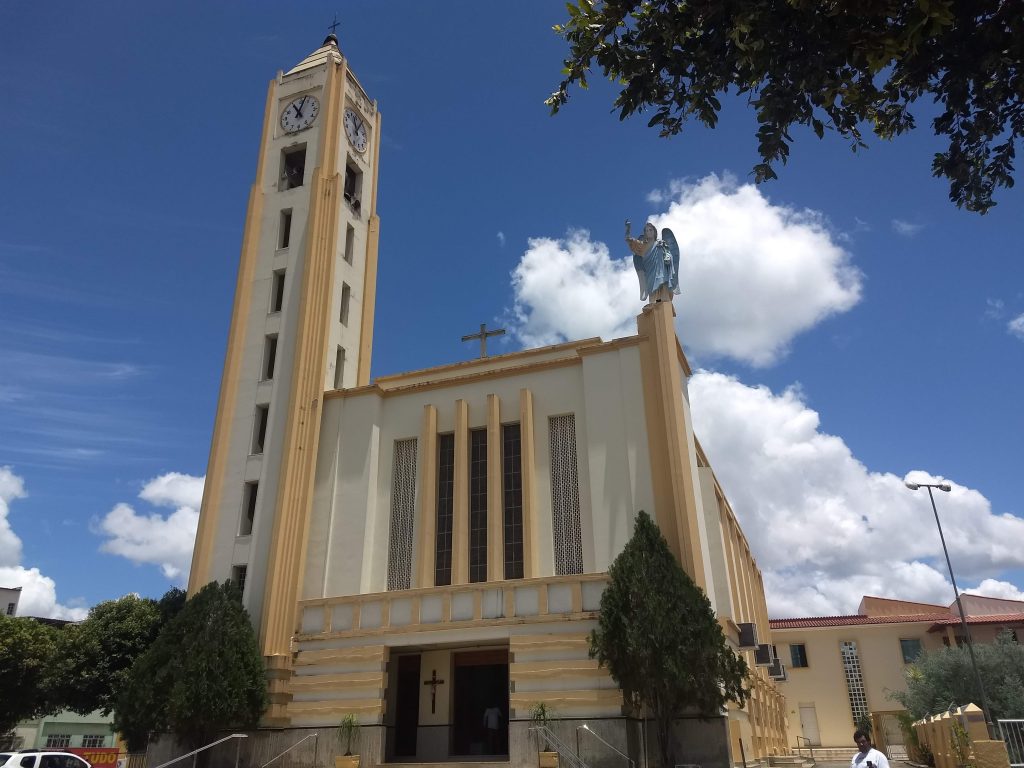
452, 649, 509, 757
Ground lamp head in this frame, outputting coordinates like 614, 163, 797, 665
905, 482, 920, 491
937, 483, 951, 492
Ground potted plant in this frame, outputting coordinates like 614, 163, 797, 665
335, 713, 361, 768
530, 702, 558, 768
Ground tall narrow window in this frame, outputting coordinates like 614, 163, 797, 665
434, 434, 455, 586
340, 282, 351, 325
279, 209, 293, 248
343, 159, 363, 211
252, 405, 269, 454
239, 481, 258, 536
263, 335, 278, 380
502, 423, 524, 579
344, 224, 355, 263
270, 269, 286, 313
790, 643, 809, 668
387, 438, 419, 591
468, 428, 488, 583
334, 346, 346, 389
231, 564, 248, 597
549, 414, 583, 575
280, 146, 306, 190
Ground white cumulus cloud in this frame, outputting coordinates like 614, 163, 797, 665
1008, 313, 1024, 340
97, 472, 203, 584
0, 466, 87, 620
688, 372, 1024, 616
509, 174, 861, 367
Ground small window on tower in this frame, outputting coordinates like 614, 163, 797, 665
263, 335, 278, 381
344, 224, 355, 263
231, 564, 248, 597
280, 145, 306, 190
239, 481, 258, 536
340, 282, 351, 325
252, 405, 269, 455
5, 602, 14, 616
334, 346, 346, 389
343, 159, 362, 212
279, 209, 293, 248
270, 269, 286, 313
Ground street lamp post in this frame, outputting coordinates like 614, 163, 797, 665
905, 480, 995, 736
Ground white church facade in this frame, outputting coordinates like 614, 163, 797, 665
187, 33, 786, 768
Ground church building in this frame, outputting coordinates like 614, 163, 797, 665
187, 34, 786, 768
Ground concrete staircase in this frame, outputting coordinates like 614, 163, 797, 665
767, 754, 816, 768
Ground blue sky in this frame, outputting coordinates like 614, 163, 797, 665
1, 2, 1022, 619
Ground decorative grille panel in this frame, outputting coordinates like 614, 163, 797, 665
840, 640, 869, 725
549, 414, 583, 575
387, 438, 418, 591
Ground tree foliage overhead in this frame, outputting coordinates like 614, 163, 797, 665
114, 581, 267, 752
890, 630, 1024, 720
0, 615, 61, 734
547, 0, 1023, 213
590, 511, 748, 768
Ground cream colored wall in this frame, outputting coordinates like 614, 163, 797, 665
775, 621, 930, 747
302, 343, 655, 600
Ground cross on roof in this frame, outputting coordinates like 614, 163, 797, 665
328, 15, 340, 35
461, 323, 505, 358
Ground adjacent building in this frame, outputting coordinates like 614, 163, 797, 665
770, 594, 1024, 750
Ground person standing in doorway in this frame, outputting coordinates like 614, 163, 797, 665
852, 729, 890, 768
483, 705, 503, 754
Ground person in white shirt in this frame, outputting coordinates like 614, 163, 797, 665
851, 729, 891, 768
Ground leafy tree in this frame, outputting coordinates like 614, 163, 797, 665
0, 615, 61, 733
56, 594, 162, 715
890, 630, 1024, 720
547, 0, 1022, 213
590, 511, 749, 768
114, 581, 267, 751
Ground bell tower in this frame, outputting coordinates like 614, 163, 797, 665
187, 34, 381, 721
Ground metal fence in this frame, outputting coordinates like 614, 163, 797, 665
999, 719, 1024, 768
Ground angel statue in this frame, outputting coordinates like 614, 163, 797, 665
626, 220, 680, 304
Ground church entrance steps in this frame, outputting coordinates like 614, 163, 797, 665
288, 669, 385, 691
767, 755, 815, 768
295, 645, 386, 665
510, 658, 604, 678
793, 747, 852, 761
383, 762, 509, 768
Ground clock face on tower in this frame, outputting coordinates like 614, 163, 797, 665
280, 95, 320, 134
344, 108, 368, 153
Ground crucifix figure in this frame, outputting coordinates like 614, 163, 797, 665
423, 669, 445, 714
461, 323, 505, 358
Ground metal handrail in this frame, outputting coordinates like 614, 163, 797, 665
529, 726, 589, 768
577, 724, 635, 768
149, 734, 248, 768
795, 736, 815, 764
260, 732, 319, 768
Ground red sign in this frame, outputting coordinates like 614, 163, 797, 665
68, 749, 119, 767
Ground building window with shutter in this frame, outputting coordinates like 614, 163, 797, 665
434, 433, 455, 586
502, 423, 524, 579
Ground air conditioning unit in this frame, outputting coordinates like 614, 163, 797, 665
754, 643, 774, 666
737, 622, 758, 649
769, 658, 787, 681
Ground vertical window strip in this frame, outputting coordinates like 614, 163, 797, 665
387, 438, 418, 591
502, 423, 524, 579
549, 415, 583, 575
434, 434, 455, 586
468, 428, 488, 583
840, 640, 869, 725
